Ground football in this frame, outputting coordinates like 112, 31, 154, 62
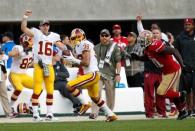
62, 50, 71, 56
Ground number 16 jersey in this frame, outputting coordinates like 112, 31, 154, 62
31, 28, 60, 65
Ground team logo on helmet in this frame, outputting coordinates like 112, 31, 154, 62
19, 33, 33, 49
137, 30, 153, 48
70, 28, 86, 46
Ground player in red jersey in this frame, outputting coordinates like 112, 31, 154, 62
132, 30, 188, 120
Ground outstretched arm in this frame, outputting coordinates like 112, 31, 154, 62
21, 10, 34, 37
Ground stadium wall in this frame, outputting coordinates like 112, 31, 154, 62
0, 0, 194, 22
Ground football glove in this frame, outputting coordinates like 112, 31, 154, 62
63, 52, 81, 65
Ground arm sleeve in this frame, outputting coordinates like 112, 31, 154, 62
114, 45, 121, 63
137, 21, 145, 33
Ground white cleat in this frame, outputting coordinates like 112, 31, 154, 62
45, 113, 58, 121
33, 115, 43, 122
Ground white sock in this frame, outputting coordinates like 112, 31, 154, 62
47, 105, 53, 115
32, 106, 39, 116
76, 93, 88, 105
100, 103, 114, 116
10, 100, 15, 107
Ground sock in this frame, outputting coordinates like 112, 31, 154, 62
10, 100, 15, 107
32, 106, 39, 116
47, 105, 53, 115
100, 102, 114, 116
76, 93, 88, 105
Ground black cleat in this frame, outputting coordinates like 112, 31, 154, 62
177, 110, 188, 120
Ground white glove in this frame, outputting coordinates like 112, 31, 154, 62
63, 52, 81, 64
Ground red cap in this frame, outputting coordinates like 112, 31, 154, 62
184, 18, 194, 24
113, 24, 121, 30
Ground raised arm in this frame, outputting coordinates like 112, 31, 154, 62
21, 10, 34, 37
136, 15, 145, 33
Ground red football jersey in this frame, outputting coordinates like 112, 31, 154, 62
145, 40, 180, 74
111, 36, 128, 49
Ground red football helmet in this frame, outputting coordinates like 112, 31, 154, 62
19, 33, 33, 49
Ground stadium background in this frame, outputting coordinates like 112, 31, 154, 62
0, 0, 194, 44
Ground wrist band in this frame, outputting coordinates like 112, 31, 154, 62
23, 15, 28, 19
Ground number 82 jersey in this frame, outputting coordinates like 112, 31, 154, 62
10, 45, 33, 74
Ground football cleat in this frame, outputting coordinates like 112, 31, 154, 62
33, 115, 43, 122
8, 112, 18, 119
177, 110, 188, 120
78, 103, 91, 115
45, 113, 58, 121
106, 115, 118, 122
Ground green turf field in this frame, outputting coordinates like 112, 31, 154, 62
0, 119, 194, 131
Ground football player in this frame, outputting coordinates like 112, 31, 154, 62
63, 28, 117, 122
134, 30, 188, 120
21, 10, 65, 121
8, 33, 34, 114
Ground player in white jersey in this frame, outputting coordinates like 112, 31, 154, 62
8, 33, 33, 113
21, 10, 65, 121
63, 28, 117, 122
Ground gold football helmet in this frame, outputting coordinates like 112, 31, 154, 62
137, 30, 153, 47
70, 28, 86, 46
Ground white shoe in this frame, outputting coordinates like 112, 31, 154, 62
33, 115, 43, 122
45, 113, 58, 121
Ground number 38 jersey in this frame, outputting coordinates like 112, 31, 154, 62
31, 28, 60, 65
75, 40, 99, 74
10, 45, 33, 74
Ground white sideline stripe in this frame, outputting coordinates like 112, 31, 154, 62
0, 115, 178, 123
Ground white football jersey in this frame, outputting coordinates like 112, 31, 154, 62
10, 45, 33, 74
31, 28, 60, 64
75, 40, 99, 74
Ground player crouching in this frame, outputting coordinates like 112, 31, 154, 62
63, 28, 117, 122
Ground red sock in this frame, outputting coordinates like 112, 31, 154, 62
165, 90, 180, 98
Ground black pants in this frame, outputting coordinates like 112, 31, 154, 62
127, 72, 144, 88
54, 81, 81, 107
179, 71, 195, 94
